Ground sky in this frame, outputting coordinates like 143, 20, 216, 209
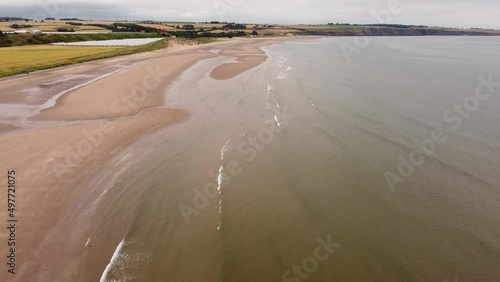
1, 0, 500, 29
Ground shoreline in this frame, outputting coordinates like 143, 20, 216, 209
0, 37, 290, 281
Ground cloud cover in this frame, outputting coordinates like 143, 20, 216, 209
1, 0, 499, 28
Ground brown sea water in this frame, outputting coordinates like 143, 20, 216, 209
93, 37, 500, 282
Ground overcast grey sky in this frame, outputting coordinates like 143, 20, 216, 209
1, 0, 499, 29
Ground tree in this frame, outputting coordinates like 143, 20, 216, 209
223, 23, 246, 29
57, 28, 75, 32
0, 30, 4, 37
10, 24, 34, 29
252, 31, 258, 36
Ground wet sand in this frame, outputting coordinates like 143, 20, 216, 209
209, 43, 269, 80
0, 37, 288, 282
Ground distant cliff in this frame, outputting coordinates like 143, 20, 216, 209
297, 27, 500, 37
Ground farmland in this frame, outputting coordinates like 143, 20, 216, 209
2, 19, 499, 39
0, 39, 168, 77
0, 20, 109, 32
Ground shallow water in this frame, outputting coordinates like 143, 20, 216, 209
95, 37, 500, 281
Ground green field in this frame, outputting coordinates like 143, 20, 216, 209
0, 32, 163, 47
0, 39, 167, 77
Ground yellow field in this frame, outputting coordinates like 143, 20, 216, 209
0, 45, 121, 75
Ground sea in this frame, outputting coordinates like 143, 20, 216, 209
95, 37, 500, 282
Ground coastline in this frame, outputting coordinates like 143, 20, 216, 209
0, 37, 290, 281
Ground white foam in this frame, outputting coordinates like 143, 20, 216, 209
216, 166, 227, 231
220, 140, 232, 160
310, 100, 317, 109
277, 72, 287, 80
276, 99, 281, 110
100, 239, 125, 282
266, 93, 274, 110
217, 197, 223, 231
274, 115, 283, 127
217, 166, 225, 192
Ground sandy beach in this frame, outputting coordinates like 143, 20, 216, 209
2, 34, 500, 282
0, 37, 287, 282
